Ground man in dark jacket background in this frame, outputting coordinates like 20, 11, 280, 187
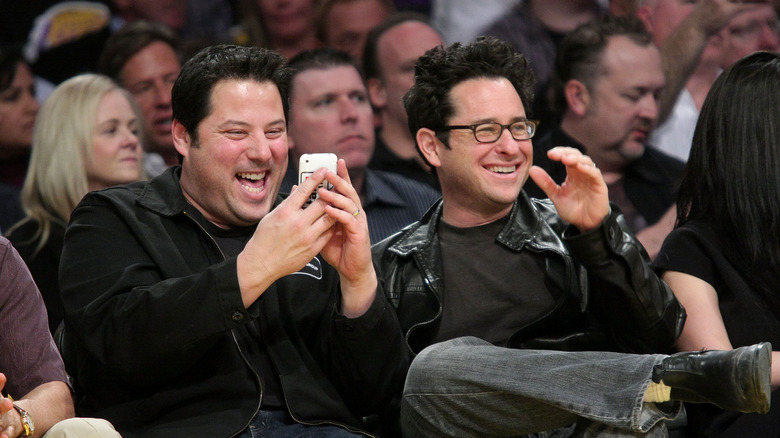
59, 44, 407, 438
372, 35, 771, 437
523, 15, 684, 260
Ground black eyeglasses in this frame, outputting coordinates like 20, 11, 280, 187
437, 120, 539, 143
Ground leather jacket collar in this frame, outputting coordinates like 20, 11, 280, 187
386, 192, 570, 258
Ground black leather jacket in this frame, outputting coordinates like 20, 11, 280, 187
373, 194, 686, 356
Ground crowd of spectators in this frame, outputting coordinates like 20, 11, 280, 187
1, 1, 779, 437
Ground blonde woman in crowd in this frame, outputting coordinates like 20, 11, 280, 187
6, 73, 144, 334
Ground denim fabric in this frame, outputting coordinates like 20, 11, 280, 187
236, 410, 364, 438
401, 337, 681, 437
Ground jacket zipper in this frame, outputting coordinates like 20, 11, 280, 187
184, 211, 371, 436
280, 386, 376, 437
182, 211, 265, 437
405, 253, 444, 353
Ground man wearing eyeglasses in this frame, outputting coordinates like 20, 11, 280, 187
372, 35, 771, 437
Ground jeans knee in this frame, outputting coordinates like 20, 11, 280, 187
415, 336, 491, 364
405, 336, 492, 393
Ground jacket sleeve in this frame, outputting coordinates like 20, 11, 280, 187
563, 206, 686, 353
59, 193, 254, 385
327, 285, 410, 417
0, 238, 68, 397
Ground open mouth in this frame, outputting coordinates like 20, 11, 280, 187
487, 165, 516, 174
237, 171, 266, 194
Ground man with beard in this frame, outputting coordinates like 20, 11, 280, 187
525, 15, 684, 259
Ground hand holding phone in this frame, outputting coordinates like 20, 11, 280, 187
299, 153, 338, 207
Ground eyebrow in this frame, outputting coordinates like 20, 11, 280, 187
217, 118, 286, 129
98, 117, 138, 127
464, 116, 529, 125
97, 119, 118, 127
217, 120, 252, 129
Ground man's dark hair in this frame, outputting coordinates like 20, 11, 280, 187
98, 20, 181, 83
403, 36, 534, 155
0, 44, 26, 92
287, 47, 362, 96
549, 15, 652, 115
362, 12, 438, 81
172, 44, 291, 143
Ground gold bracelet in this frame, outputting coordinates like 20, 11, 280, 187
6, 396, 34, 438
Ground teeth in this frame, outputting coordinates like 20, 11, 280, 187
241, 183, 264, 193
237, 172, 266, 180
238, 172, 266, 193
488, 165, 515, 174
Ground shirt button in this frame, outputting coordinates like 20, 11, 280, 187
232, 311, 244, 322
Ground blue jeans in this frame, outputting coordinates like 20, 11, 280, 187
236, 410, 364, 438
401, 337, 681, 437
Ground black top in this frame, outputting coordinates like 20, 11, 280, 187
525, 127, 685, 230
655, 220, 780, 437
5, 218, 65, 334
193, 206, 285, 409
435, 215, 554, 347
0, 183, 24, 234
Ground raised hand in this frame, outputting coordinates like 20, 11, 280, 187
237, 166, 339, 307
317, 159, 377, 318
528, 146, 610, 232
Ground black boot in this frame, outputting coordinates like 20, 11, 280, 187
652, 342, 772, 414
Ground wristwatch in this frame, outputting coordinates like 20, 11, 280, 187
12, 404, 34, 437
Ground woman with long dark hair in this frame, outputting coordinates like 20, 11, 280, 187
655, 51, 780, 436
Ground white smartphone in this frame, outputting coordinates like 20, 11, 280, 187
299, 153, 338, 207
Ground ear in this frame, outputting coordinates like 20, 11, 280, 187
172, 119, 192, 158
367, 77, 387, 109
416, 128, 442, 168
564, 79, 591, 117
635, 6, 654, 33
